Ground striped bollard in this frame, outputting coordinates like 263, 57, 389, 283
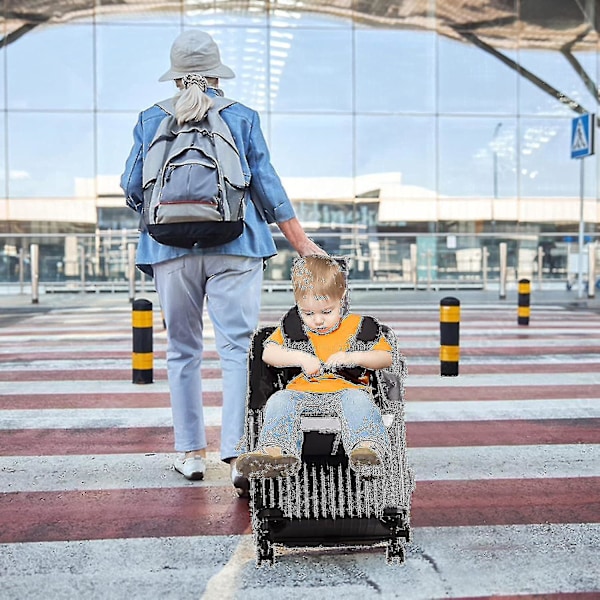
440, 297, 460, 377
518, 278, 531, 326
132, 298, 153, 384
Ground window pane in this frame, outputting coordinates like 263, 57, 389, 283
96, 24, 181, 111
7, 24, 94, 110
205, 28, 269, 112
438, 117, 517, 197
8, 113, 94, 198
97, 112, 141, 178
355, 29, 436, 114
95, 1, 181, 25
518, 37, 599, 117
270, 114, 353, 178
519, 117, 587, 198
96, 24, 269, 113
269, 28, 353, 113
355, 116, 436, 192
269, 7, 350, 28
0, 27, 5, 111
438, 36, 518, 115
0, 117, 6, 198
185, 0, 267, 26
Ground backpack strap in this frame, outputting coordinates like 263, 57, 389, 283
210, 95, 237, 112
155, 97, 175, 115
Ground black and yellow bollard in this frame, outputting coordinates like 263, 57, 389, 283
132, 298, 153, 384
518, 278, 531, 326
440, 296, 460, 376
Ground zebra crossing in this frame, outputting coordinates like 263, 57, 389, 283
0, 295, 599, 599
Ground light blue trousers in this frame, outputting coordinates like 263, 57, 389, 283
257, 388, 391, 459
154, 254, 263, 460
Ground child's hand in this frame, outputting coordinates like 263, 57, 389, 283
324, 351, 354, 369
301, 354, 322, 377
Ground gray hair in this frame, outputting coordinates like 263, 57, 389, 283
173, 74, 217, 125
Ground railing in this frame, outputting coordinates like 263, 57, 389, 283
0, 231, 598, 297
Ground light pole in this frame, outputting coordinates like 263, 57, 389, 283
492, 122, 503, 233
492, 122, 503, 199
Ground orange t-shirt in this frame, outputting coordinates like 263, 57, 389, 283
265, 313, 392, 393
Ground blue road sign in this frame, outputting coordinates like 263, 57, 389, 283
571, 113, 595, 159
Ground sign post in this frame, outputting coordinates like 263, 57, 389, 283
570, 113, 595, 298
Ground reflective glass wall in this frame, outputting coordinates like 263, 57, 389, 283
0, 0, 599, 286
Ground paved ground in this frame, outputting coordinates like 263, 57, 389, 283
0, 288, 599, 599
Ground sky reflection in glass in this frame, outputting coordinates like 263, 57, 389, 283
0, 8, 597, 205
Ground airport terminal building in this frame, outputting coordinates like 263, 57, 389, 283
0, 1, 599, 286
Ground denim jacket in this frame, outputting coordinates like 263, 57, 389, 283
120, 88, 296, 275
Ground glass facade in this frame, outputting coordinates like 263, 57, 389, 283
0, 0, 599, 287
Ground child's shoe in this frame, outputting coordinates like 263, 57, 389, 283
236, 450, 300, 478
349, 445, 381, 470
230, 460, 250, 498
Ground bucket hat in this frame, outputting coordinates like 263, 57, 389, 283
159, 30, 235, 82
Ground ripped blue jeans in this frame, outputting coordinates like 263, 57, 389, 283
257, 388, 391, 460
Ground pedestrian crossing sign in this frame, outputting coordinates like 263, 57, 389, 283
571, 113, 595, 159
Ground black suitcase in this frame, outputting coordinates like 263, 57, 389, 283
242, 322, 414, 565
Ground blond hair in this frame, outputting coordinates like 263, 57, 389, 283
173, 74, 218, 125
291, 255, 346, 302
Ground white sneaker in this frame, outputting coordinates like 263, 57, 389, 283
174, 455, 206, 480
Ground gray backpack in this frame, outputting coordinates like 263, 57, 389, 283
141, 96, 247, 249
